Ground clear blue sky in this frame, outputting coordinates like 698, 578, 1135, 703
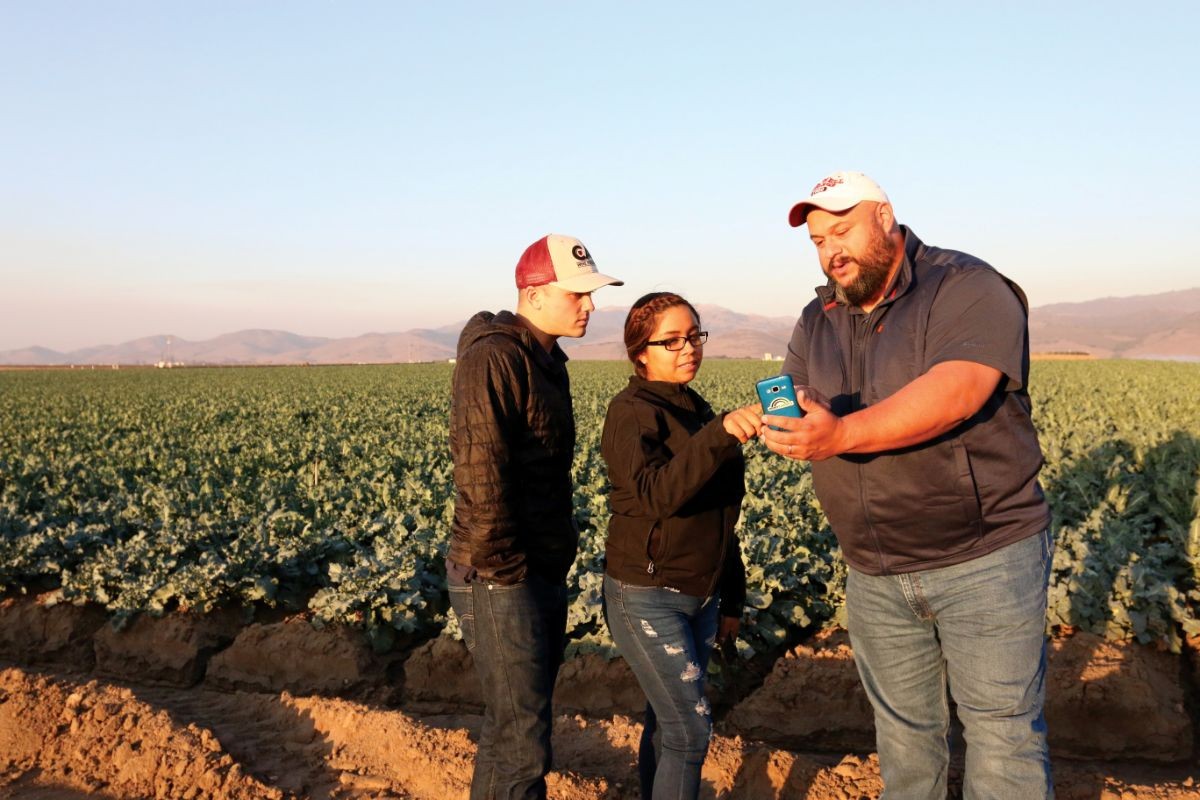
2, 1, 1197, 351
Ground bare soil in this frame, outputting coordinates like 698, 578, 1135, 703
2, 663, 1199, 800
2, 597, 1200, 798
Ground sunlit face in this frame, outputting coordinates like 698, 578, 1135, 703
533, 284, 596, 338
806, 202, 900, 308
639, 304, 703, 384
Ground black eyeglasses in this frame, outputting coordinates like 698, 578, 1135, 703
645, 332, 708, 351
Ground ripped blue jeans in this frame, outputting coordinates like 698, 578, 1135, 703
603, 574, 719, 800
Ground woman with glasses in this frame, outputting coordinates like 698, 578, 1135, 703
600, 291, 760, 799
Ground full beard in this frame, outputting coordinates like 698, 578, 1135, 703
831, 227, 897, 307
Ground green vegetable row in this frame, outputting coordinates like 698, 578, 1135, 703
1, 360, 1198, 652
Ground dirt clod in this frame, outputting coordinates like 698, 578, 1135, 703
1046, 631, 1192, 761
206, 619, 375, 696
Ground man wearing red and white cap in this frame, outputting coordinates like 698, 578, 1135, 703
447, 234, 621, 799
764, 172, 1054, 798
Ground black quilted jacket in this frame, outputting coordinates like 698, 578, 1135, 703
447, 311, 578, 585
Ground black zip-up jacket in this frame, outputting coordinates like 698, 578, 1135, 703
601, 375, 747, 617
448, 311, 578, 585
783, 226, 1050, 576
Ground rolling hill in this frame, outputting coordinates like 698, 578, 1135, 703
4, 289, 1198, 365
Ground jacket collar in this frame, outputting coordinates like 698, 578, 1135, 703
627, 374, 699, 410
458, 309, 569, 368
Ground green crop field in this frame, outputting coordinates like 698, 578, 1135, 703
2, 360, 1198, 655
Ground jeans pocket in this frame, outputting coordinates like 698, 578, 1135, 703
619, 580, 662, 595
459, 612, 476, 652
484, 579, 529, 592
448, 586, 476, 652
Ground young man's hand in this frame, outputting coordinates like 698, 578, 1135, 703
719, 614, 741, 643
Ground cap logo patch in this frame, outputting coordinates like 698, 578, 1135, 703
570, 244, 596, 272
810, 176, 844, 195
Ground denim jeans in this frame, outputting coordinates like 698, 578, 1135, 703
448, 573, 569, 800
846, 530, 1054, 800
603, 574, 719, 800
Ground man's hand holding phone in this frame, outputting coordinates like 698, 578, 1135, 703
759, 382, 847, 461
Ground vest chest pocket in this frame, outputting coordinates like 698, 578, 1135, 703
862, 321, 921, 403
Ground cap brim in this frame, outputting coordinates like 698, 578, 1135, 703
788, 196, 863, 227
550, 273, 624, 292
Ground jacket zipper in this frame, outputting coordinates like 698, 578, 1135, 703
852, 309, 873, 412
645, 522, 658, 575
853, 306, 889, 574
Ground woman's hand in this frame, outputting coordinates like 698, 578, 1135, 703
722, 403, 762, 443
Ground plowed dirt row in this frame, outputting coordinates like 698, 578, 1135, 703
1, 666, 1196, 799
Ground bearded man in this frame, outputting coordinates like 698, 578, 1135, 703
763, 172, 1054, 799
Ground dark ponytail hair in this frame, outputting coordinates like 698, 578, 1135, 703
623, 292, 701, 378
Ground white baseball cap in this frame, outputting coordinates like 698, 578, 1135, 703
515, 234, 624, 293
788, 171, 890, 227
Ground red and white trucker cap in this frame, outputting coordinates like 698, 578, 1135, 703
515, 234, 623, 293
788, 171, 890, 227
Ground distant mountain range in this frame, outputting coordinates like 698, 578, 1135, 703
4, 289, 1199, 366
1028, 288, 1200, 360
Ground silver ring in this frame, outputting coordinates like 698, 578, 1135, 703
787, 445, 793, 456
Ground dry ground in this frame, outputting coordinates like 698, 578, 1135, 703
2, 664, 1199, 800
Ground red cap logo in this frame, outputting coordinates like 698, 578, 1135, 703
810, 176, 844, 195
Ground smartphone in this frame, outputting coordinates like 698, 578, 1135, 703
756, 375, 804, 427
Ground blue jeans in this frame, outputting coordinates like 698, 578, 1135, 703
846, 530, 1054, 800
603, 574, 719, 800
448, 573, 568, 800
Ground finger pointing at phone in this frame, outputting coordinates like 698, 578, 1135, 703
722, 403, 762, 443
